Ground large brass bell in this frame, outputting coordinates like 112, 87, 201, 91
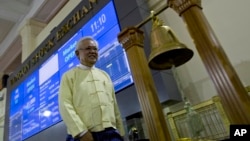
148, 12, 194, 70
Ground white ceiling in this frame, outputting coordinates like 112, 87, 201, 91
0, 0, 68, 74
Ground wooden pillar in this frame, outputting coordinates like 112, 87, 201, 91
118, 27, 171, 141
168, 0, 250, 123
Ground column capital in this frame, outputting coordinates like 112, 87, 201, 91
118, 27, 144, 51
19, 19, 46, 36
19, 18, 46, 62
167, 0, 202, 16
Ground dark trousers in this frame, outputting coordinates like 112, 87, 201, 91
66, 128, 124, 141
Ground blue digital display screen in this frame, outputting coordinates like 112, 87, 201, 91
9, 84, 24, 141
22, 71, 40, 139
10, 83, 24, 116
9, 1, 133, 140
57, 32, 82, 69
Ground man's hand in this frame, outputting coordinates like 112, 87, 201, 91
79, 131, 94, 141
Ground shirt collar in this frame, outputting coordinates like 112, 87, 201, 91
78, 63, 95, 70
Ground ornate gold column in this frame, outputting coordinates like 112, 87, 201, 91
168, 0, 250, 123
118, 27, 171, 141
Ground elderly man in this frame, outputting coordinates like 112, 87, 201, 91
59, 36, 125, 141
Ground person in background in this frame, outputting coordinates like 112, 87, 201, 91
59, 36, 125, 141
0, 74, 9, 141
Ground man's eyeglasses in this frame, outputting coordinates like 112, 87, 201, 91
77, 46, 98, 52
